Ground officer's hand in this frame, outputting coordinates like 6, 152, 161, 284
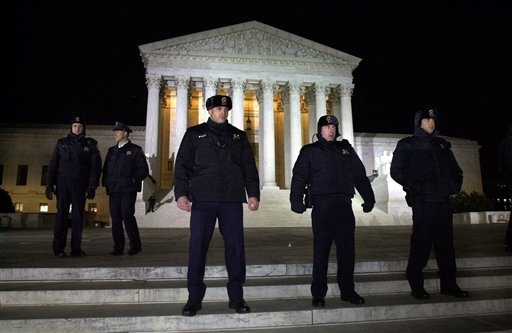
248, 197, 259, 211
361, 201, 374, 213
177, 196, 192, 212
86, 186, 96, 200
45, 186, 56, 200
291, 202, 306, 214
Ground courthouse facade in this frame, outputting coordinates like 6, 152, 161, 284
0, 21, 482, 227
139, 21, 361, 191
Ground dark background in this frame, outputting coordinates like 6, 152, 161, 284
4, 0, 512, 189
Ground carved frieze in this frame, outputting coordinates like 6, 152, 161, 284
141, 23, 358, 75
158, 28, 344, 63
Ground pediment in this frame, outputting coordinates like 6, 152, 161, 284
139, 21, 360, 69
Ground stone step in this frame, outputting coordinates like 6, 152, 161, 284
183, 313, 512, 333
1, 268, 510, 306
1, 256, 510, 282
1, 289, 510, 333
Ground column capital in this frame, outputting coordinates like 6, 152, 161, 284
287, 81, 302, 94
230, 78, 246, 91
203, 77, 218, 90
145, 75, 162, 90
175, 76, 190, 89
260, 79, 278, 93
340, 85, 354, 97
314, 82, 330, 96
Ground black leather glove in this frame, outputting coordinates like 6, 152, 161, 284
86, 186, 96, 200
291, 202, 306, 214
361, 201, 374, 213
404, 187, 416, 207
45, 185, 55, 200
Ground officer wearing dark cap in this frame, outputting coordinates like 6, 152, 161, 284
102, 122, 149, 256
174, 95, 260, 317
391, 107, 469, 300
290, 115, 375, 308
46, 116, 102, 257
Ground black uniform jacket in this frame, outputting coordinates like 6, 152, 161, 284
290, 136, 375, 206
390, 126, 463, 202
47, 133, 102, 189
174, 119, 260, 203
102, 140, 149, 194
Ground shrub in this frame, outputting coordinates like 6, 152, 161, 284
0, 188, 15, 213
450, 191, 495, 213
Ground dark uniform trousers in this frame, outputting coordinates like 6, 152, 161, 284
187, 201, 246, 302
311, 194, 356, 298
53, 179, 86, 254
109, 191, 141, 252
406, 198, 457, 290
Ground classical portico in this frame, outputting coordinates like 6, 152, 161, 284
135, 21, 483, 228
139, 21, 360, 191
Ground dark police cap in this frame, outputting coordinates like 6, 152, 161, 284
113, 121, 132, 133
317, 115, 339, 128
415, 107, 438, 126
70, 115, 85, 125
206, 95, 232, 111
418, 107, 437, 120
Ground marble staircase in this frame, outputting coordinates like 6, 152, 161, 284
135, 188, 405, 228
1, 256, 511, 332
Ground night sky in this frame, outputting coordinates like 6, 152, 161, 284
4, 0, 512, 186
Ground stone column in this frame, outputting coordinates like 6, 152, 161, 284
175, 76, 190, 155
340, 85, 354, 144
330, 87, 342, 130
203, 77, 217, 122
281, 89, 291, 189
144, 75, 162, 181
230, 78, 246, 130
260, 79, 278, 189
305, 89, 316, 143
315, 82, 329, 119
166, 82, 176, 158
288, 81, 302, 188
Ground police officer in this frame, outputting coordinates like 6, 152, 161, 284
390, 107, 469, 300
46, 116, 102, 257
102, 122, 149, 256
174, 95, 260, 317
290, 115, 375, 307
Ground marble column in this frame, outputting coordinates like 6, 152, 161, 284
330, 87, 342, 131
175, 76, 190, 155
166, 83, 176, 158
144, 75, 162, 182
203, 77, 217, 122
340, 85, 354, 144
260, 79, 278, 189
306, 89, 316, 143
288, 81, 302, 188
230, 78, 246, 130
315, 82, 329, 120
282, 89, 291, 189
